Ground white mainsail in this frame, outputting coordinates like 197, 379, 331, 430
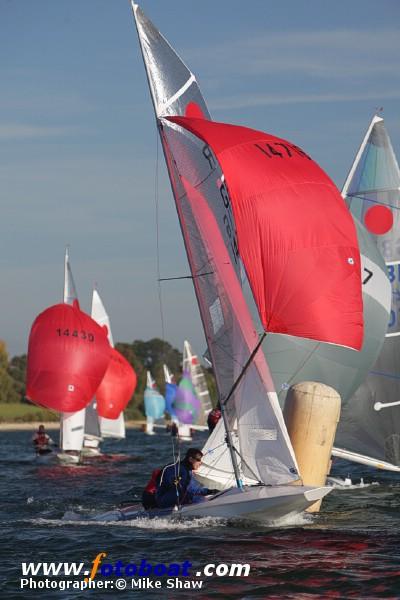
333, 114, 400, 470
59, 249, 85, 454
99, 413, 126, 440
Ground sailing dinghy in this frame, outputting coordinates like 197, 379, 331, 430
163, 364, 192, 440
173, 370, 201, 440
124, 3, 366, 523
182, 340, 212, 431
26, 250, 111, 465
26, 308, 111, 464
144, 371, 166, 435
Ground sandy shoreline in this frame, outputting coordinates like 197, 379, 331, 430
0, 420, 147, 431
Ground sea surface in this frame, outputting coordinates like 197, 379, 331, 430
1, 428, 400, 599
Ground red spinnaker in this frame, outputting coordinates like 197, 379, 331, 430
96, 347, 137, 419
167, 116, 363, 350
26, 303, 111, 412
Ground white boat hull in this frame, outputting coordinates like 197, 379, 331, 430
94, 484, 331, 525
179, 485, 331, 523
81, 447, 102, 457
57, 452, 80, 465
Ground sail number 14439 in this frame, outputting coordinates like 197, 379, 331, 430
56, 328, 95, 342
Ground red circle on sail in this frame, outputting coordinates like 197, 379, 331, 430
26, 303, 111, 413
185, 102, 206, 119
364, 205, 393, 235
96, 347, 137, 419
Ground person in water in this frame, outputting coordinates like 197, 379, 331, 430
153, 448, 216, 509
32, 424, 55, 454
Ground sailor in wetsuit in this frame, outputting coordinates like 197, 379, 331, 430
155, 448, 214, 509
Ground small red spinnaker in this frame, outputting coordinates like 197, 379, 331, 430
96, 347, 137, 419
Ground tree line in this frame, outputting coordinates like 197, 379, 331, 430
0, 338, 217, 419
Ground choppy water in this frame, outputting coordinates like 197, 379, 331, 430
1, 428, 400, 599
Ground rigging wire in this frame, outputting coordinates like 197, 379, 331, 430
154, 131, 166, 345
153, 129, 185, 494
170, 427, 182, 510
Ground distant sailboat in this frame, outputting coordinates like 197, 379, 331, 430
174, 370, 201, 441
26, 255, 111, 465
143, 371, 165, 435
333, 114, 400, 471
163, 363, 177, 419
182, 340, 212, 429
131, 3, 364, 521
163, 364, 191, 440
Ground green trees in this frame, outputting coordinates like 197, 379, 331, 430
0, 341, 21, 403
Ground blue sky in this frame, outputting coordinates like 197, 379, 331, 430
1, 0, 399, 359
